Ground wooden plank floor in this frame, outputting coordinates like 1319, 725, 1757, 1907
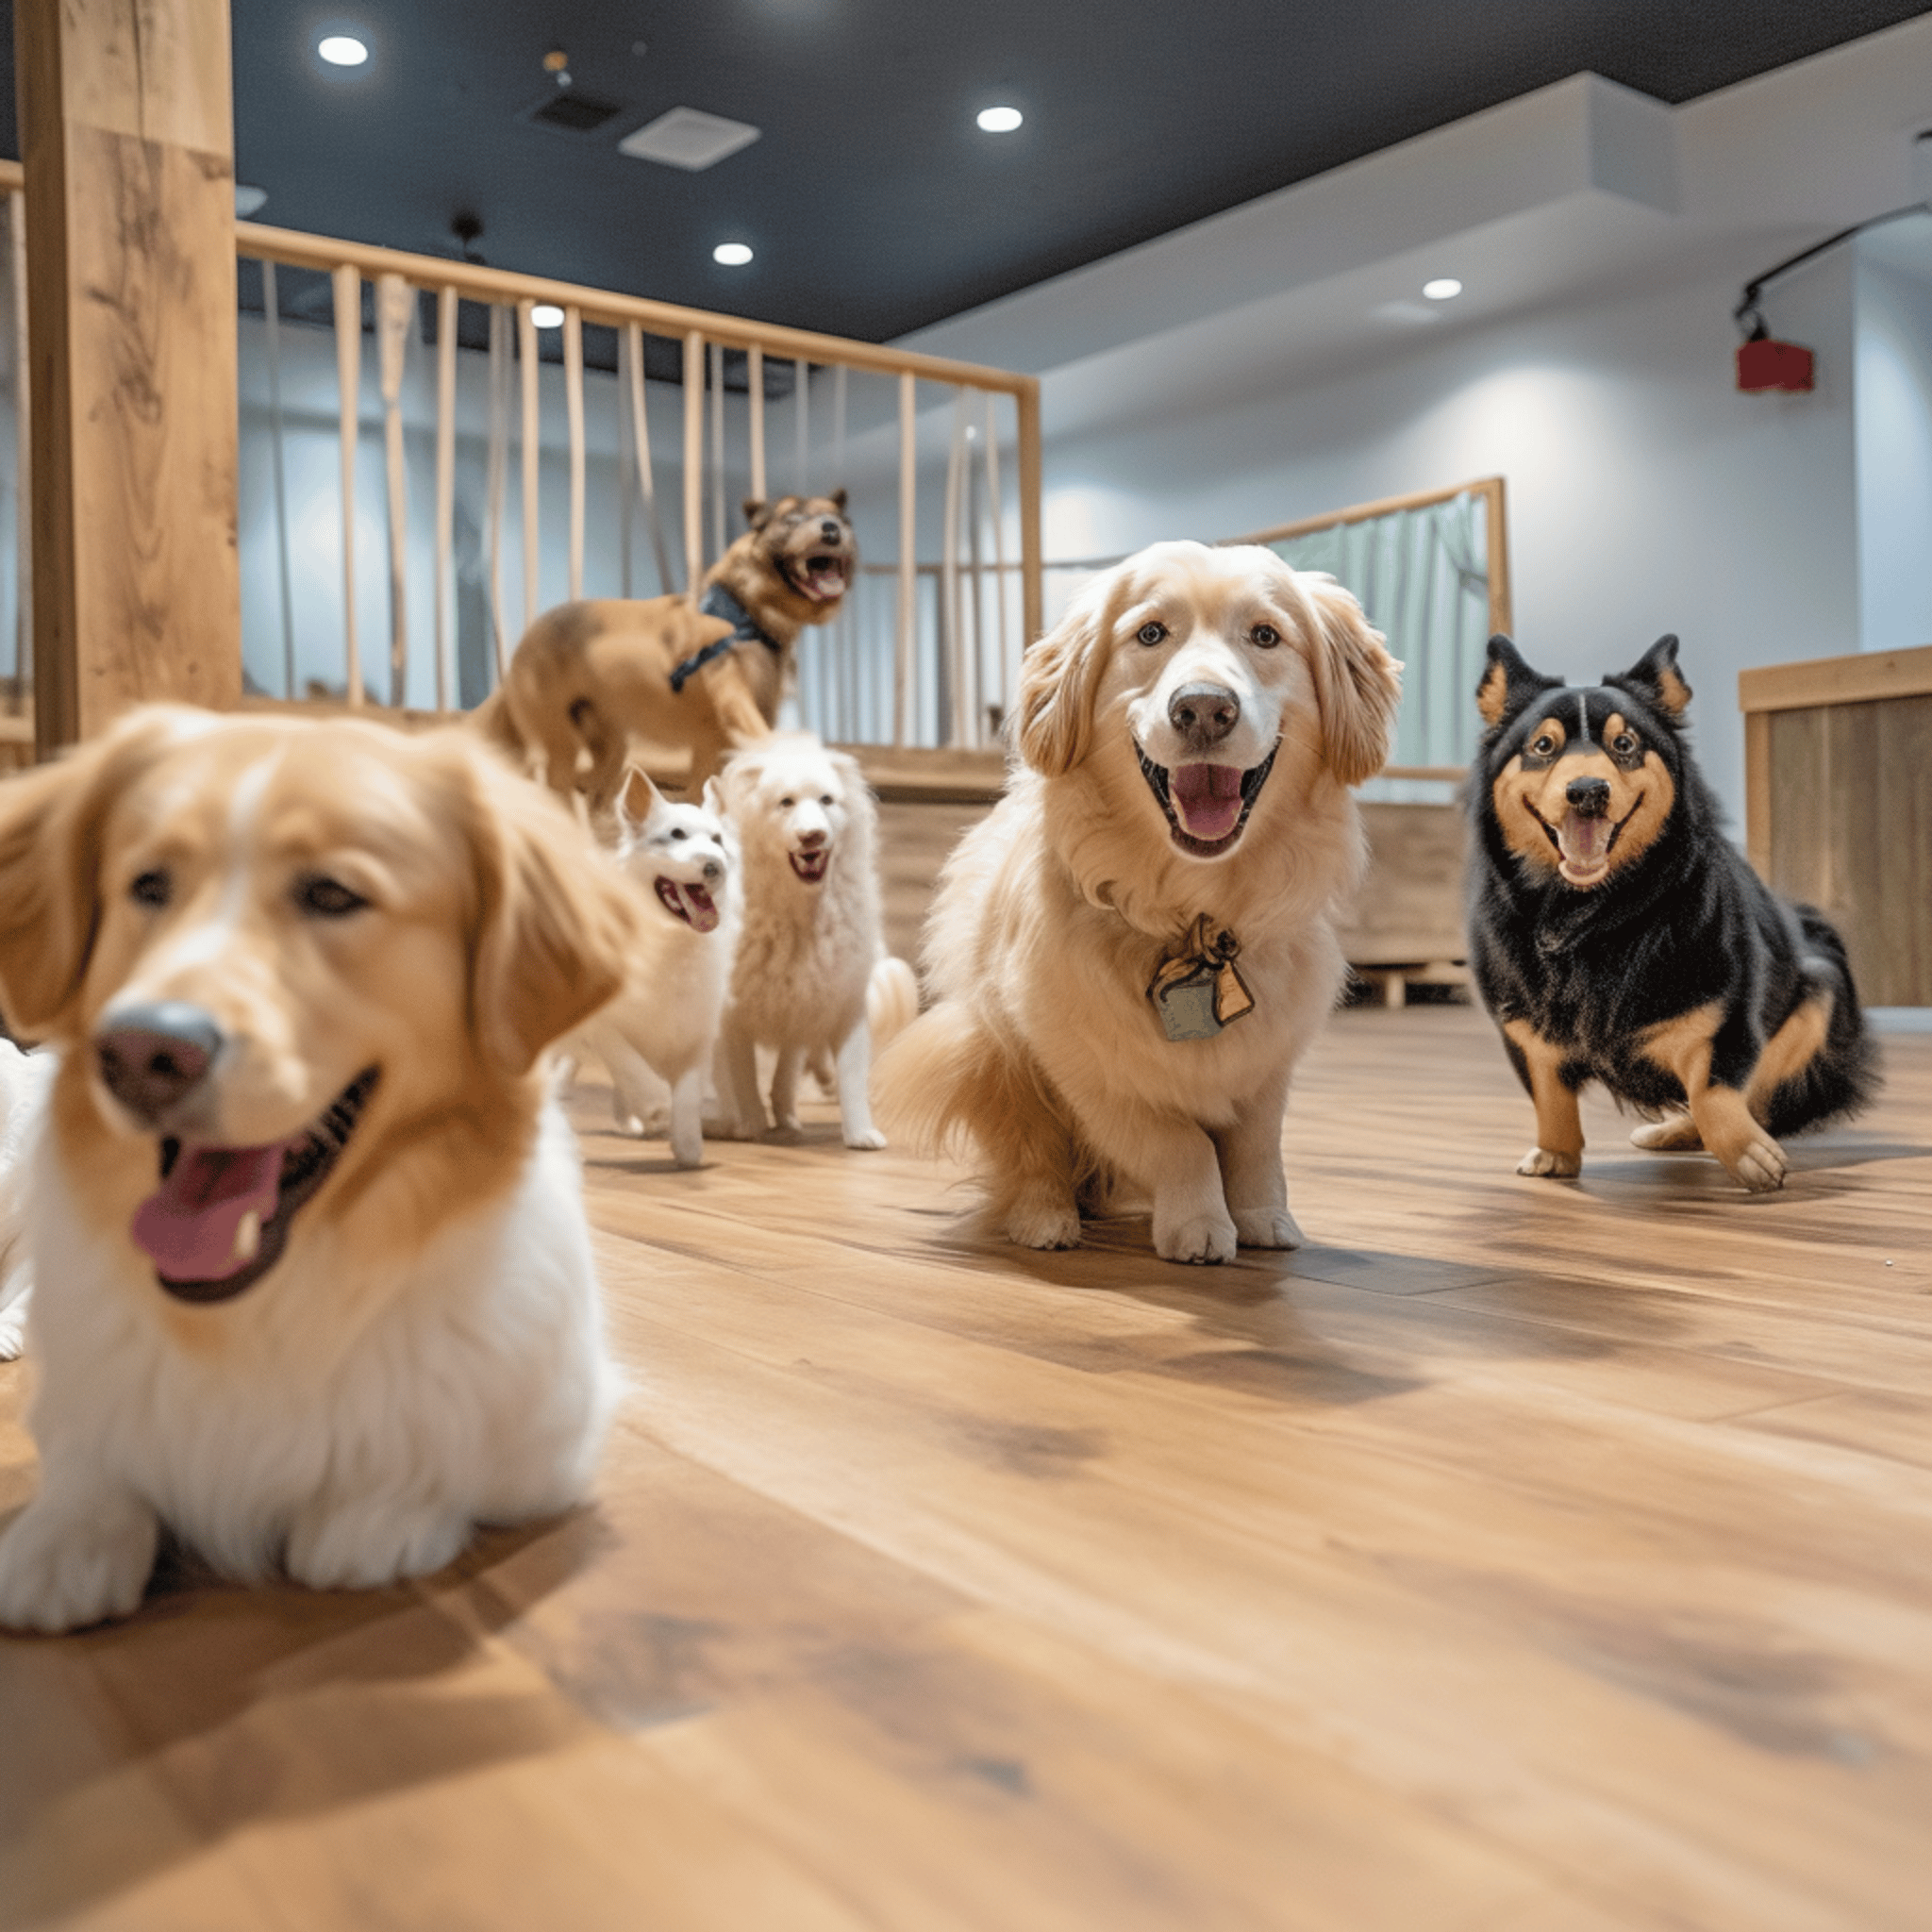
4, 1006, 1930, 1931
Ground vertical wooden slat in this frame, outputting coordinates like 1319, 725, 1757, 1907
795, 358, 809, 493
518, 298, 540, 626
708, 341, 725, 560
7, 195, 27, 706
1483, 475, 1513, 638
375, 272, 411, 708
1744, 708, 1773, 877
832, 362, 851, 743
942, 388, 966, 747
485, 304, 509, 680
627, 324, 675, 594
966, 404, 986, 748
682, 330, 705, 596
261, 259, 297, 699
748, 344, 766, 506
896, 371, 916, 747
18, 0, 242, 750
617, 324, 634, 599
984, 389, 1008, 731
434, 284, 457, 711
564, 305, 585, 601
1015, 375, 1043, 650
332, 263, 362, 706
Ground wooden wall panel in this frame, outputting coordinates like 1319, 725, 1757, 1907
16, 0, 242, 752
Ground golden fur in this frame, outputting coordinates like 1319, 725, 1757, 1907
477, 491, 856, 813
0, 708, 642, 1629
876, 541, 1401, 1263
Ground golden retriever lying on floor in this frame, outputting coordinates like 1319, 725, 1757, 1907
477, 491, 856, 812
877, 541, 1401, 1263
0, 708, 641, 1631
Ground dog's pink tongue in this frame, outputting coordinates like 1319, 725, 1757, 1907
1171, 763, 1244, 841
131, 1142, 287, 1281
1558, 812, 1610, 870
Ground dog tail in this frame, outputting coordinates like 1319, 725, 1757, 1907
874, 999, 1003, 1158
867, 956, 920, 1051
1762, 904, 1882, 1136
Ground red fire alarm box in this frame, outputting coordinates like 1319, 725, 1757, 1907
1737, 338, 1815, 393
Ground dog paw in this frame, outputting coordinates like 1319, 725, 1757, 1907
1156, 1212, 1239, 1265
1517, 1147, 1581, 1179
1724, 1134, 1788, 1193
1233, 1208, 1306, 1250
1631, 1113, 1703, 1152
842, 1125, 888, 1151
0, 1492, 158, 1633
286, 1502, 474, 1591
1007, 1200, 1082, 1250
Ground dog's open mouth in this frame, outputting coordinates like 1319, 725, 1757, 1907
131, 1068, 379, 1304
789, 846, 831, 883
1531, 797, 1644, 888
787, 553, 849, 604
1136, 742, 1280, 858
655, 874, 721, 933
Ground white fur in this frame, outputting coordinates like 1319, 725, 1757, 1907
0, 1041, 55, 1359
715, 736, 892, 1150
0, 1099, 615, 1630
570, 779, 741, 1168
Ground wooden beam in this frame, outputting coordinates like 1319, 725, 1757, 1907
17, 0, 242, 751
1738, 642, 1932, 715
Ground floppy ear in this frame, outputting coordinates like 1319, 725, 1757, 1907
461, 747, 642, 1076
742, 497, 772, 531
615, 765, 661, 835
0, 708, 202, 1040
827, 487, 848, 513
1301, 575, 1403, 789
1608, 633, 1691, 720
1476, 634, 1560, 728
1015, 588, 1110, 776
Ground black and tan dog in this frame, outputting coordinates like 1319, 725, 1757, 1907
1467, 633, 1875, 1191
477, 491, 855, 813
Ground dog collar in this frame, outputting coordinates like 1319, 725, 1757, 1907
1147, 914, 1255, 1041
669, 585, 785, 695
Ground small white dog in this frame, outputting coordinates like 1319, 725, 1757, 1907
569, 771, 740, 1168
0, 1039, 55, 1359
877, 541, 1400, 1263
0, 707, 641, 1632
714, 735, 906, 1150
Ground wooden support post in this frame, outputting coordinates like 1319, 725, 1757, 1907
564, 305, 584, 601
1014, 375, 1043, 652
896, 371, 916, 746
434, 284, 457, 711
332, 265, 361, 705
17, 0, 242, 751
375, 273, 410, 708
682, 330, 704, 596
518, 299, 539, 627
747, 343, 766, 506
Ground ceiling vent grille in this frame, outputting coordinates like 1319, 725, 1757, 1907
619, 107, 760, 171
528, 92, 624, 134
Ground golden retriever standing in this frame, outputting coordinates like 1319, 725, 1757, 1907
877, 541, 1401, 1263
0, 708, 641, 1631
478, 491, 856, 812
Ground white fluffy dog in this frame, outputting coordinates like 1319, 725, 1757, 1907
715, 735, 904, 1150
0, 1039, 54, 1360
877, 541, 1401, 1264
0, 708, 641, 1632
569, 771, 740, 1169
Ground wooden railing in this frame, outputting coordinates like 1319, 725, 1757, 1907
0, 158, 1044, 752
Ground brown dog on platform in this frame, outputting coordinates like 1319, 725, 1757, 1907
477, 491, 856, 812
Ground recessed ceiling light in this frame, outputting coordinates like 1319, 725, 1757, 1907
1423, 277, 1463, 300
713, 242, 754, 267
317, 34, 369, 67
977, 106, 1024, 133
530, 304, 565, 328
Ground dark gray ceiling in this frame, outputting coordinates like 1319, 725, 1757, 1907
7, 1, 1931, 343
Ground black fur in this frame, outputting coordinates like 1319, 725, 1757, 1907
1466, 633, 1876, 1143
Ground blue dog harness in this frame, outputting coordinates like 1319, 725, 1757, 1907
669, 584, 783, 694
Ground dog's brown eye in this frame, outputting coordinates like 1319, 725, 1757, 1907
778, 796, 794, 808
295, 875, 367, 919
1250, 624, 1280, 648
130, 870, 171, 908
819, 793, 833, 806
670, 828, 687, 841
1530, 735, 1557, 757
1612, 731, 1638, 756
1137, 622, 1168, 646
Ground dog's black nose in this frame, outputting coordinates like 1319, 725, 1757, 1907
702, 858, 723, 882
1169, 682, 1240, 744
95, 1003, 224, 1123
819, 520, 842, 542
796, 828, 828, 850
1566, 776, 1612, 817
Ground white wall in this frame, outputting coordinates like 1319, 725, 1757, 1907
1856, 235, 1932, 655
